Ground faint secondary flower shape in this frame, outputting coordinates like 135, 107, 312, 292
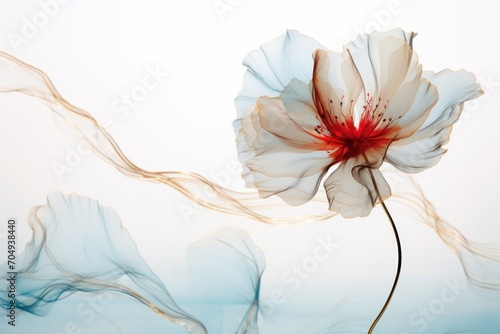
187, 226, 265, 334
0, 192, 207, 334
234, 29, 483, 218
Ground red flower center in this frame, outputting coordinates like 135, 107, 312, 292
314, 95, 400, 164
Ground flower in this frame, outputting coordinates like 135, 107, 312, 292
234, 29, 483, 218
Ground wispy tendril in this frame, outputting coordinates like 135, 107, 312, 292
0, 47, 499, 334
0, 51, 337, 226
386, 170, 500, 291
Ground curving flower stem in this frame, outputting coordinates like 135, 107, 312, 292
367, 200, 402, 333
363, 156, 402, 334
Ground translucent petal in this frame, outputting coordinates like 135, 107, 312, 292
235, 30, 322, 115
280, 78, 322, 132
256, 96, 324, 149
235, 96, 333, 204
385, 77, 438, 139
324, 159, 390, 218
187, 227, 265, 334
312, 49, 363, 120
421, 69, 484, 129
386, 69, 483, 172
344, 28, 417, 99
234, 105, 259, 187
253, 169, 329, 206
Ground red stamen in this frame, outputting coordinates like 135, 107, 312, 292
314, 95, 399, 163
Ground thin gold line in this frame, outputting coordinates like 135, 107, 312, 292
367, 200, 402, 334
362, 154, 402, 334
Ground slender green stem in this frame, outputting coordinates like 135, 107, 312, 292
362, 155, 402, 334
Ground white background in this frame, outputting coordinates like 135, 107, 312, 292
0, 0, 499, 333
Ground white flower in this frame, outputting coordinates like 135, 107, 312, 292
234, 29, 483, 218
